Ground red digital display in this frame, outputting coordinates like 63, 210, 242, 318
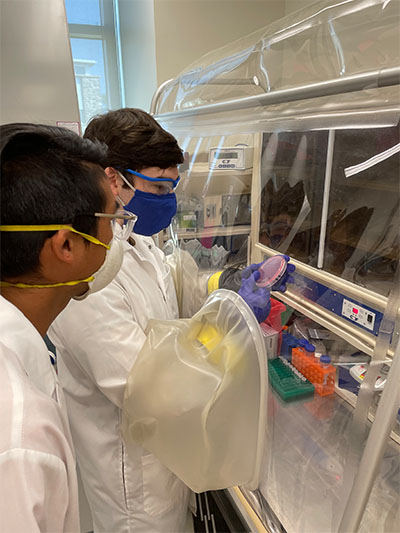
352, 307, 359, 314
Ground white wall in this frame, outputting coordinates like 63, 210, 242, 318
284, 0, 319, 17
153, 0, 287, 85
0, 0, 79, 125
118, 0, 158, 112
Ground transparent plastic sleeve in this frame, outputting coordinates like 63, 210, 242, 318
122, 289, 266, 493
164, 239, 210, 318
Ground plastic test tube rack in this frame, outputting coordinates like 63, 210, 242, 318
268, 356, 315, 402
292, 347, 335, 396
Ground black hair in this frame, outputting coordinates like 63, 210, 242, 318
84, 108, 184, 176
1, 123, 108, 279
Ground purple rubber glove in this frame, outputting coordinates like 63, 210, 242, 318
241, 261, 265, 280
242, 255, 296, 293
238, 270, 271, 323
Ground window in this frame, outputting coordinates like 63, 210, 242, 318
65, 0, 123, 130
259, 131, 328, 264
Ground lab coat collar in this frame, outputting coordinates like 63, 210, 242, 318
123, 233, 170, 301
124, 233, 151, 262
122, 237, 135, 252
0, 295, 56, 398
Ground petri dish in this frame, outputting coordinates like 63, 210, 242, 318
256, 256, 287, 289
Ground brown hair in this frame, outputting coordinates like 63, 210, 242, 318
84, 108, 183, 172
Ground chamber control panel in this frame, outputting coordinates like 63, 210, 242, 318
342, 299, 376, 331
209, 146, 253, 170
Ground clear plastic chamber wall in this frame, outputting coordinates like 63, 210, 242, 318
151, 1, 400, 531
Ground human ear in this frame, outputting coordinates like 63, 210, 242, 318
47, 229, 82, 264
105, 167, 121, 197
37, 229, 93, 289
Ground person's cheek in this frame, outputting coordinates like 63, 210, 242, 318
120, 189, 134, 205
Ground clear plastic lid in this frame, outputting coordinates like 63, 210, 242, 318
256, 256, 288, 289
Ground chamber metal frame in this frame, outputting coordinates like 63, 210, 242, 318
151, 66, 400, 116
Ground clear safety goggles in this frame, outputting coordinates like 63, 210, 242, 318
0, 209, 137, 246
123, 168, 180, 189
93, 208, 137, 241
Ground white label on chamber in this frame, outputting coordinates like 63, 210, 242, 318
342, 299, 375, 331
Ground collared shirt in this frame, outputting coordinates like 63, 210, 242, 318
0, 295, 79, 533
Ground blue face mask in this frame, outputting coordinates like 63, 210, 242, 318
118, 169, 179, 236
124, 189, 177, 236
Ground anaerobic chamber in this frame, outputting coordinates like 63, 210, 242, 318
152, 1, 400, 531
161, 134, 254, 271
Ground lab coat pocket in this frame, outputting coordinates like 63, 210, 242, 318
141, 453, 186, 517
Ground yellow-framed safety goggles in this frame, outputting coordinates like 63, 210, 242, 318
0, 209, 137, 248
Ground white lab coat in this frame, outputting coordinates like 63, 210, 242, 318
0, 295, 79, 533
49, 234, 191, 533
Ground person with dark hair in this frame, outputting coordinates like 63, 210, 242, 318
48, 109, 191, 532
0, 123, 132, 531
48, 108, 293, 532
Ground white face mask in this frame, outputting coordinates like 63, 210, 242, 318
73, 236, 124, 300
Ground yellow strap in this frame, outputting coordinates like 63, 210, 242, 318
0, 225, 110, 249
207, 270, 223, 294
0, 276, 94, 289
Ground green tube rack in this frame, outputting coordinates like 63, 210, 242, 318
268, 357, 315, 401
